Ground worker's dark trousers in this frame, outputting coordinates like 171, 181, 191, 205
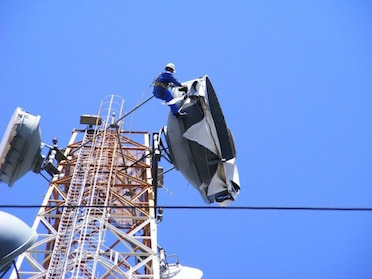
153, 87, 179, 114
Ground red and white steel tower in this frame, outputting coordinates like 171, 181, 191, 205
11, 96, 160, 278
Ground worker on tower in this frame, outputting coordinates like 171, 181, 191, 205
153, 63, 188, 117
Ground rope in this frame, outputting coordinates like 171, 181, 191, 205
70, 79, 157, 155
127, 76, 158, 131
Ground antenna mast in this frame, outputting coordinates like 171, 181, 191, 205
11, 95, 159, 278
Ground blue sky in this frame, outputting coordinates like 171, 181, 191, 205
1, 1, 372, 278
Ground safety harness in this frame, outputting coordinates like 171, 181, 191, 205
155, 81, 169, 89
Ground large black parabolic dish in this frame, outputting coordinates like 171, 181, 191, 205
165, 76, 240, 206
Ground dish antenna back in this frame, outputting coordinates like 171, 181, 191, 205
0, 211, 37, 272
0, 107, 43, 187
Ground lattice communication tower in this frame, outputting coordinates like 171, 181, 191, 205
11, 96, 160, 278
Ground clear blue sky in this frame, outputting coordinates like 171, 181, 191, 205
1, 1, 372, 278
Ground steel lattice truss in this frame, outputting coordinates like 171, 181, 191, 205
11, 98, 159, 279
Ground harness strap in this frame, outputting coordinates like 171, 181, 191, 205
155, 81, 169, 89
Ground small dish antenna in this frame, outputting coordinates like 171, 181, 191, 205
0, 211, 37, 272
0, 108, 43, 187
0, 107, 67, 187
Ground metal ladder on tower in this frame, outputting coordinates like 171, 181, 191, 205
70, 130, 112, 278
46, 131, 94, 279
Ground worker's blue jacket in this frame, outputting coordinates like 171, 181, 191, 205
154, 71, 182, 93
153, 70, 182, 114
